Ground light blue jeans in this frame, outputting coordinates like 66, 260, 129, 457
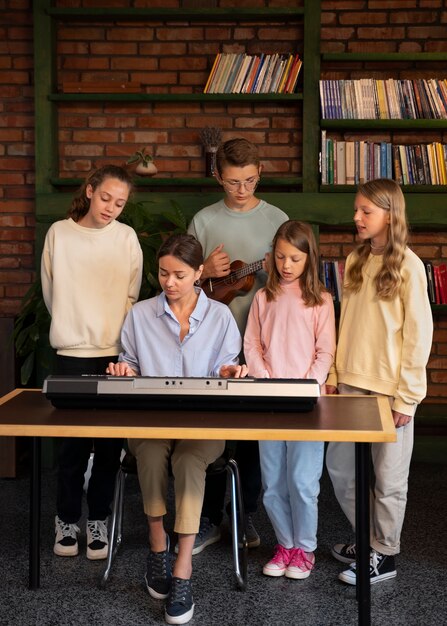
259, 440, 324, 552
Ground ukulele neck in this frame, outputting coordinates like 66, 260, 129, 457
232, 259, 263, 279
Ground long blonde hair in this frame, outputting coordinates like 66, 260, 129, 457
345, 178, 408, 300
265, 220, 326, 306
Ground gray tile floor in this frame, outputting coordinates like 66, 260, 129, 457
0, 453, 446, 626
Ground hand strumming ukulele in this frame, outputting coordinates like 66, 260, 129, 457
202, 259, 264, 305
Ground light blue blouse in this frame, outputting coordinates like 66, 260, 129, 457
119, 288, 241, 377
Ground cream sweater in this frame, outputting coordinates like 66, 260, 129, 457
41, 218, 143, 357
327, 248, 433, 416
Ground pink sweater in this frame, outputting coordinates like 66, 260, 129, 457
244, 281, 336, 385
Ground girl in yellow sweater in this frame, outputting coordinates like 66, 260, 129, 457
326, 178, 433, 584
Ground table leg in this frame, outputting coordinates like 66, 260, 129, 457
355, 442, 370, 626
29, 436, 41, 589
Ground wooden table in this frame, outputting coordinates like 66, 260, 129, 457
0, 389, 396, 626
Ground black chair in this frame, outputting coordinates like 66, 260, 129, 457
100, 448, 248, 590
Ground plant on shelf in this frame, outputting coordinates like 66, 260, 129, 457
127, 147, 158, 177
200, 126, 222, 177
13, 199, 186, 386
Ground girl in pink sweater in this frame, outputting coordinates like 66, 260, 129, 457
244, 220, 335, 579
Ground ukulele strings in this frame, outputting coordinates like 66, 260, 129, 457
208, 260, 263, 287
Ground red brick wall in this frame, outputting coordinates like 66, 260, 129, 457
55, 6, 303, 178
0, 0, 34, 317
1, 0, 446, 401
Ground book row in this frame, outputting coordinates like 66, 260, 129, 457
320, 133, 447, 186
424, 262, 447, 305
319, 78, 447, 120
320, 259, 345, 304
204, 52, 302, 94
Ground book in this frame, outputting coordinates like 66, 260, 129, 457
203, 53, 221, 93
232, 54, 251, 93
243, 55, 261, 93
336, 141, 346, 185
392, 145, 403, 184
223, 53, 244, 93
424, 261, 436, 303
345, 141, 355, 185
321, 130, 327, 185
434, 265, 442, 304
438, 263, 447, 304
278, 53, 294, 93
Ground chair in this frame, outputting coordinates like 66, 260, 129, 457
100, 448, 248, 590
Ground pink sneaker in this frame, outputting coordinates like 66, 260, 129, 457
285, 548, 315, 579
263, 544, 293, 577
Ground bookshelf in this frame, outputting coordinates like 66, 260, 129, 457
320, 52, 447, 198
33, 0, 321, 222
33, 2, 447, 232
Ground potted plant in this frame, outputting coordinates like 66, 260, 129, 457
199, 127, 222, 177
127, 147, 158, 177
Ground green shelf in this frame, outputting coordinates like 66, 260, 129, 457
321, 185, 447, 193
322, 52, 447, 62
46, 8, 304, 21
49, 93, 303, 103
321, 119, 447, 130
50, 177, 302, 188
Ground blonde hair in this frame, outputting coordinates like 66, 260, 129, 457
67, 165, 133, 222
265, 220, 326, 307
345, 178, 408, 300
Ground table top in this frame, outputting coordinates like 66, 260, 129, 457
0, 389, 396, 443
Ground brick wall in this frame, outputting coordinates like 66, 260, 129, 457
0, 0, 34, 317
1, 0, 446, 401
55, 6, 303, 178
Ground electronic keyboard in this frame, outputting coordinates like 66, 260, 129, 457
42, 375, 320, 412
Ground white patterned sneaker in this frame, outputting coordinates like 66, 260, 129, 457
54, 515, 80, 557
86, 519, 108, 560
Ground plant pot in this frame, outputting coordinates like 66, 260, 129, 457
135, 161, 158, 176
205, 148, 217, 177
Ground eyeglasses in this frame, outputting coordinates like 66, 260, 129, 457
220, 176, 260, 193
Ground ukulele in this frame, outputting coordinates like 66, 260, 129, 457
202, 259, 264, 305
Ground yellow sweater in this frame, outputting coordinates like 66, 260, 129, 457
327, 248, 433, 416
41, 218, 143, 358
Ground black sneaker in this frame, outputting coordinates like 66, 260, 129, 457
338, 549, 397, 585
331, 542, 356, 564
144, 535, 172, 599
54, 515, 80, 557
165, 577, 195, 625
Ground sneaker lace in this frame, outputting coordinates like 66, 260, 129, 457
370, 550, 383, 575
57, 518, 80, 538
169, 578, 191, 607
270, 544, 291, 565
345, 543, 356, 557
87, 520, 108, 543
289, 548, 315, 571
148, 550, 169, 579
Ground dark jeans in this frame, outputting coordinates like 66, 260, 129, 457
201, 439, 262, 526
55, 355, 123, 523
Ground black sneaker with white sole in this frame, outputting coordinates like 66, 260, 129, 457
144, 535, 172, 600
338, 549, 397, 585
165, 577, 195, 625
331, 542, 357, 564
